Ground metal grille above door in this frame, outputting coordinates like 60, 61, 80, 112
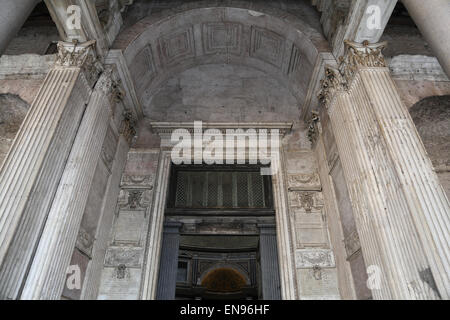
171, 167, 271, 209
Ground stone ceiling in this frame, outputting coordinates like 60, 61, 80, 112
113, 0, 329, 121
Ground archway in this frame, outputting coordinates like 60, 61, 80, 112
112, 1, 328, 300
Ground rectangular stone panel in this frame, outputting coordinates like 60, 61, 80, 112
97, 267, 142, 300
294, 209, 329, 247
202, 22, 242, 55
104, 247, 143, 268
295, 249, 336, 268
287, 44, 301, 75
129, 45, 156, 93
113, 210, 145, 246
250, 26, 285, 68
297, 268, 340, 300
158, 27, 195, 66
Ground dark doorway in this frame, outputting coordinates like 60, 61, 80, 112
156, 164, 281, 300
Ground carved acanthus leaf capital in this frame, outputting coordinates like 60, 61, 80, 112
56, 40, 97, 67
318, 66, 345, 107
340, 40, 388, 81
318, 40, 388, 108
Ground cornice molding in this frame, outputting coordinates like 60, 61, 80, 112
149, 121, 293, 136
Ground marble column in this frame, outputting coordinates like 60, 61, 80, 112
156, 222, 182, 300
20, 67, 120, 300
258, 224, 282, 300
0, 0, 39, 55
402, 0, 450, 77
0, 41, 100, 299
319, 40, 449, 299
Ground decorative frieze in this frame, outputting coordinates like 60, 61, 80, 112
120, 175, 153, 189
117, 189, 152, 210
288, 191, 323, 211
295, 249, 336, 269
287, 172, 321, 192
104, 247, 143, 268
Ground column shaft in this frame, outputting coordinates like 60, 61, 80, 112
357, 67, 450, 298
20, 69, 115, 299
0, 41, 96, 299
156, 222, 182, 300
320, 41, 449, 299
0, 0, 39, 54
402, 0, 450, 77
259, 224, 282, 300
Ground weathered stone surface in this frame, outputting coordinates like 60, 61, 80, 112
297, 268, 340, 300
295, 249, 336, 269
97, 267, 142, 300
104, 247, 143, 268
113, 210, 146, 246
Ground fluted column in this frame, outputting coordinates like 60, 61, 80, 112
156, 222, 182, 300
319, 40, 449, 299
0, 41, 99, 299
344, 41, 449, 299
20, 67, 120, 300
402, 0, 450, 77
259, 224, 282, 300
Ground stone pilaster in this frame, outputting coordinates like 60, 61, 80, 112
156, 222, 182, 300
80, 134, 129, 300
258, 224, 282, 300
20, 66, 121, 300
319, 40, 449, 299
0, 41, 99, 299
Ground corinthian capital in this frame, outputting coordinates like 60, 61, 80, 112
318, 66, 346, 107
56, 40, 97, 67
343, 40, 387, 68
340, 40, 388, 82
56, 40, 104, 88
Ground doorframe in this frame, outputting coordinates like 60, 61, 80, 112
140, 122, 298, 299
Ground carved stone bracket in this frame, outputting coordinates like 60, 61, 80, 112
120, 111, 137, 143
307, 111, 321, 145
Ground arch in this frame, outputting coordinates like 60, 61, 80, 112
200, 265, 249, 293
113, 1, 329, 118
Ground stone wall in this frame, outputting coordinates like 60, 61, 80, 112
0, 94, 30, 166
410, 95, 450, 199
